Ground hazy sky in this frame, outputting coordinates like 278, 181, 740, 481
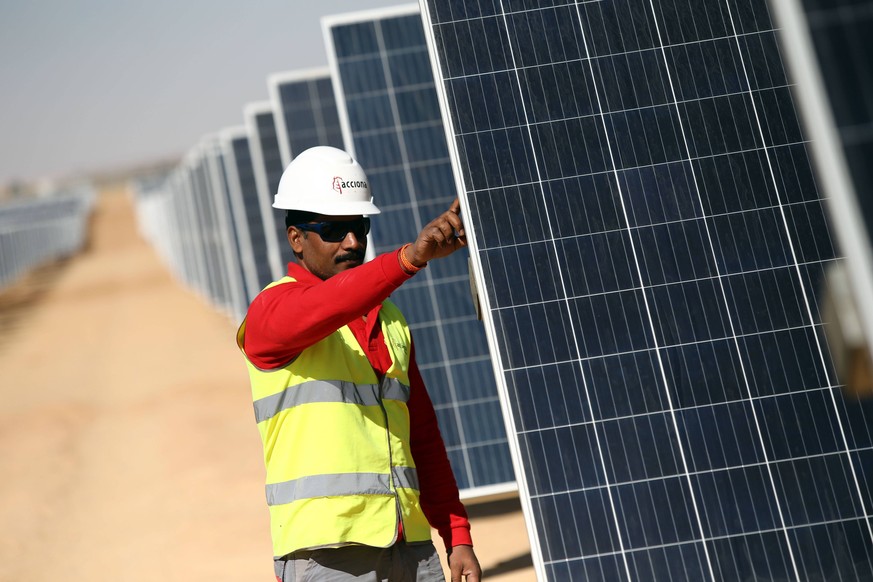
0, 0, 406, 185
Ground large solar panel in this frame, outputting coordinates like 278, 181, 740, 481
420, 0, 873, 579
220, 126, 276, 298
324, 4, 515, 497
268, 68, 346, 169
768, 0, 873, 382
244, 101, 288, 281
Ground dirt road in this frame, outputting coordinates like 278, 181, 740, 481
0, 187, 533, 581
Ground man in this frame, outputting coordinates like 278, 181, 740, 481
236, 146, 483, 582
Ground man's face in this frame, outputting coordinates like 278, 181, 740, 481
287, 215, 369, 280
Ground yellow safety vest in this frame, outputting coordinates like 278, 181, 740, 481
236, 277, 431, 558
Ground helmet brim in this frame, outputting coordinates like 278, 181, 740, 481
272, 197, 381, 216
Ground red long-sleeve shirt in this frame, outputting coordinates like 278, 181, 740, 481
241, 248, 472, 548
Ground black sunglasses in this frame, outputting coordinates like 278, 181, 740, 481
294, 217, 371, 243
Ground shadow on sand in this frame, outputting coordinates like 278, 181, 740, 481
466, 496, 534, 577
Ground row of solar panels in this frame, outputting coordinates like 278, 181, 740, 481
133, 0, 873, 579
0, 185, 96, 290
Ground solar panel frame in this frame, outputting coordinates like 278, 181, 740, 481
220, 127, 261, 300
323, 3, 517, 500
244, 101, 287, 282
768, 0, 873, 370
419, 0, 873, 579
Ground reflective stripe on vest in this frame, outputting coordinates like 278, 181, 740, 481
266, 466, 420, 506
253, 377, 411, 424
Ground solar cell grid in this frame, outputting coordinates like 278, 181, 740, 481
268, 69, 346, 169
420, 0, 873, 579
324, 5, 515, 496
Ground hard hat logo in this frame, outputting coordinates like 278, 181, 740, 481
331, 177, 369, 195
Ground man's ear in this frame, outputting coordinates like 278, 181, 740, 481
287, 226, 304, 254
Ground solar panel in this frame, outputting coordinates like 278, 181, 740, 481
179, 151, 215, 301
0, 188, 94, 289
134, 176, 185, 280
188, 142, 233, 310
244, 101, 288, 282
202, 137, 249, 321
268, 68, 346, 169
324, 4, 515, 498
172, 165, 206, 292
768, 0, 873, 383
171, 171, 195, 285
220, 126, 276, 298
419, 0, 873, 579
134, 153, 234, 314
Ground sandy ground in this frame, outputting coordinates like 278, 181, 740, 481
0, 187, 534, 581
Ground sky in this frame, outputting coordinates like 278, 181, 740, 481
0, 0, 405, 185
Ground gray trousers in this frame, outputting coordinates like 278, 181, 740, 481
274, 541, 446, 582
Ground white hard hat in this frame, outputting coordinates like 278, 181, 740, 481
272, 146, 381, 215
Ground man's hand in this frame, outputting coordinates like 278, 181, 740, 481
448, 544, 482, 582
406, 198, 467, 267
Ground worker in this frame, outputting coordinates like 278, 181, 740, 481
236, 146, 483, 582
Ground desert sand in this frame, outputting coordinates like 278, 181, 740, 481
0, 187, 534, 581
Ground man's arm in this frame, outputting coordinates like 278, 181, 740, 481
245, 199, 468, 369
244, 250, 411, 369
